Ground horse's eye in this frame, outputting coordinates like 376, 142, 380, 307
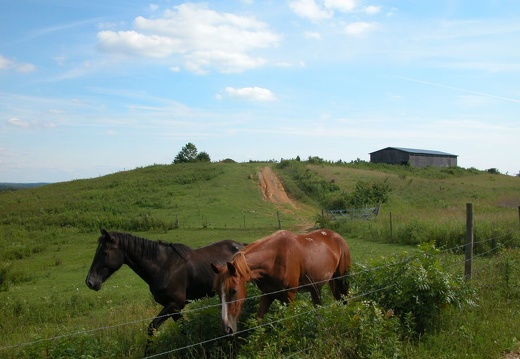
229, 288, 237, 296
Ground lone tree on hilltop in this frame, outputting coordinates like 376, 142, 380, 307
173, 143, 211, 164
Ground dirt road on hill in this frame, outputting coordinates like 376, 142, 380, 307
256, 166, 319, 232
257, 167, 296, 209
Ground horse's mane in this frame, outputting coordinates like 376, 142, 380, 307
108, 231, 192, 260
230, 252, 253, 280
229, 231, 289, 280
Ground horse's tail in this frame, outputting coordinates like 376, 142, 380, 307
330, 233, 351, 302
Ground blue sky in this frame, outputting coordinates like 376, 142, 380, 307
1, 0, 519, 182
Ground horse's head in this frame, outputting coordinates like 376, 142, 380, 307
85, 228, 124, 291
211, 260, 248, 335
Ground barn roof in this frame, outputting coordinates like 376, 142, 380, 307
371, 147, 457, 157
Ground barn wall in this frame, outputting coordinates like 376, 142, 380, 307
409, 155, 457, 168
370, 149, 410, 165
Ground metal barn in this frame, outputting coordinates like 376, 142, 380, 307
369, 147, 457, 168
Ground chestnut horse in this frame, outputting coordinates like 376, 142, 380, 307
211, 229, 351, 334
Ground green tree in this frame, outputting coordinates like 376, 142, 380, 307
486, 168, 501, 175
173, 143, 198, 164
196, 151, 211, 162
173, 143, 211, 164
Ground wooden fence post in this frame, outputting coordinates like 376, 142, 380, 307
277, 211, 281, 230
389, 212, 393, 242
465, 203, 474, 280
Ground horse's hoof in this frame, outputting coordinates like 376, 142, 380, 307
148, 327, 157, 337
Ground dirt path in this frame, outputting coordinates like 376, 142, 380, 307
505, 349, 520, 359
257, 166, 296, 209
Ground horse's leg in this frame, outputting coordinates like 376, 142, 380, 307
309, 286, 323, 306
330, 274, 349, 303
145, 304, 182, 356
148, 304, 182, 336
257, 295, 275, 319
286, 289, 297, 303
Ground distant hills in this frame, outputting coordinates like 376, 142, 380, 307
0, 182, 50, 191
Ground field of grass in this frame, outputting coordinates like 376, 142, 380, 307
0, 161, 519, 358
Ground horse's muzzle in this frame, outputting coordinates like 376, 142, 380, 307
85, 277, 102, 291
222, 318, 237, 335
223, 325, 234, 335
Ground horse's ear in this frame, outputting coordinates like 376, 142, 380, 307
99, 227, 116, 245
226, 261, 237, 276
210, 263, 221, 274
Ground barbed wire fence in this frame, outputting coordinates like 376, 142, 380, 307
1, 206, 519, 358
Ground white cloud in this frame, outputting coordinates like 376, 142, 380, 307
53, 54, 67, 66
97, 3, 281, 73
7, 117, 56, 129
224, 86, 276, 101
290, 0, 360, 21
324, 0, 357, 13
0, 55, 36, 73
186, 51, 266, 74
97, 30, 181, 58
304, 31, 321, 39
289, 0, 332, 22
364, 5, 381, 15
344, 21, 377, 35
8, 117, 31, 128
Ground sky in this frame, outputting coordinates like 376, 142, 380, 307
1, 0, 519, 183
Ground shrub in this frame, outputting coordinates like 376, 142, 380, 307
315, 300, 402, 358
0, 263, 32, 290
352, 243, 476, 336
345, 178, 392, 208
486, 168, 501, 175
239, 299, 402, 359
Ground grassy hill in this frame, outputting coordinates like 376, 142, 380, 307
0, 161, 519, 358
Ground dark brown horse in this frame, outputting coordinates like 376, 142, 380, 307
85, 228, 244, 336
211, 229, 351, 334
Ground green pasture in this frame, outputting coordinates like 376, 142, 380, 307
0, 161, 519, 358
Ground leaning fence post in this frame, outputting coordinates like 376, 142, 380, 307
465, 203, 474, 280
